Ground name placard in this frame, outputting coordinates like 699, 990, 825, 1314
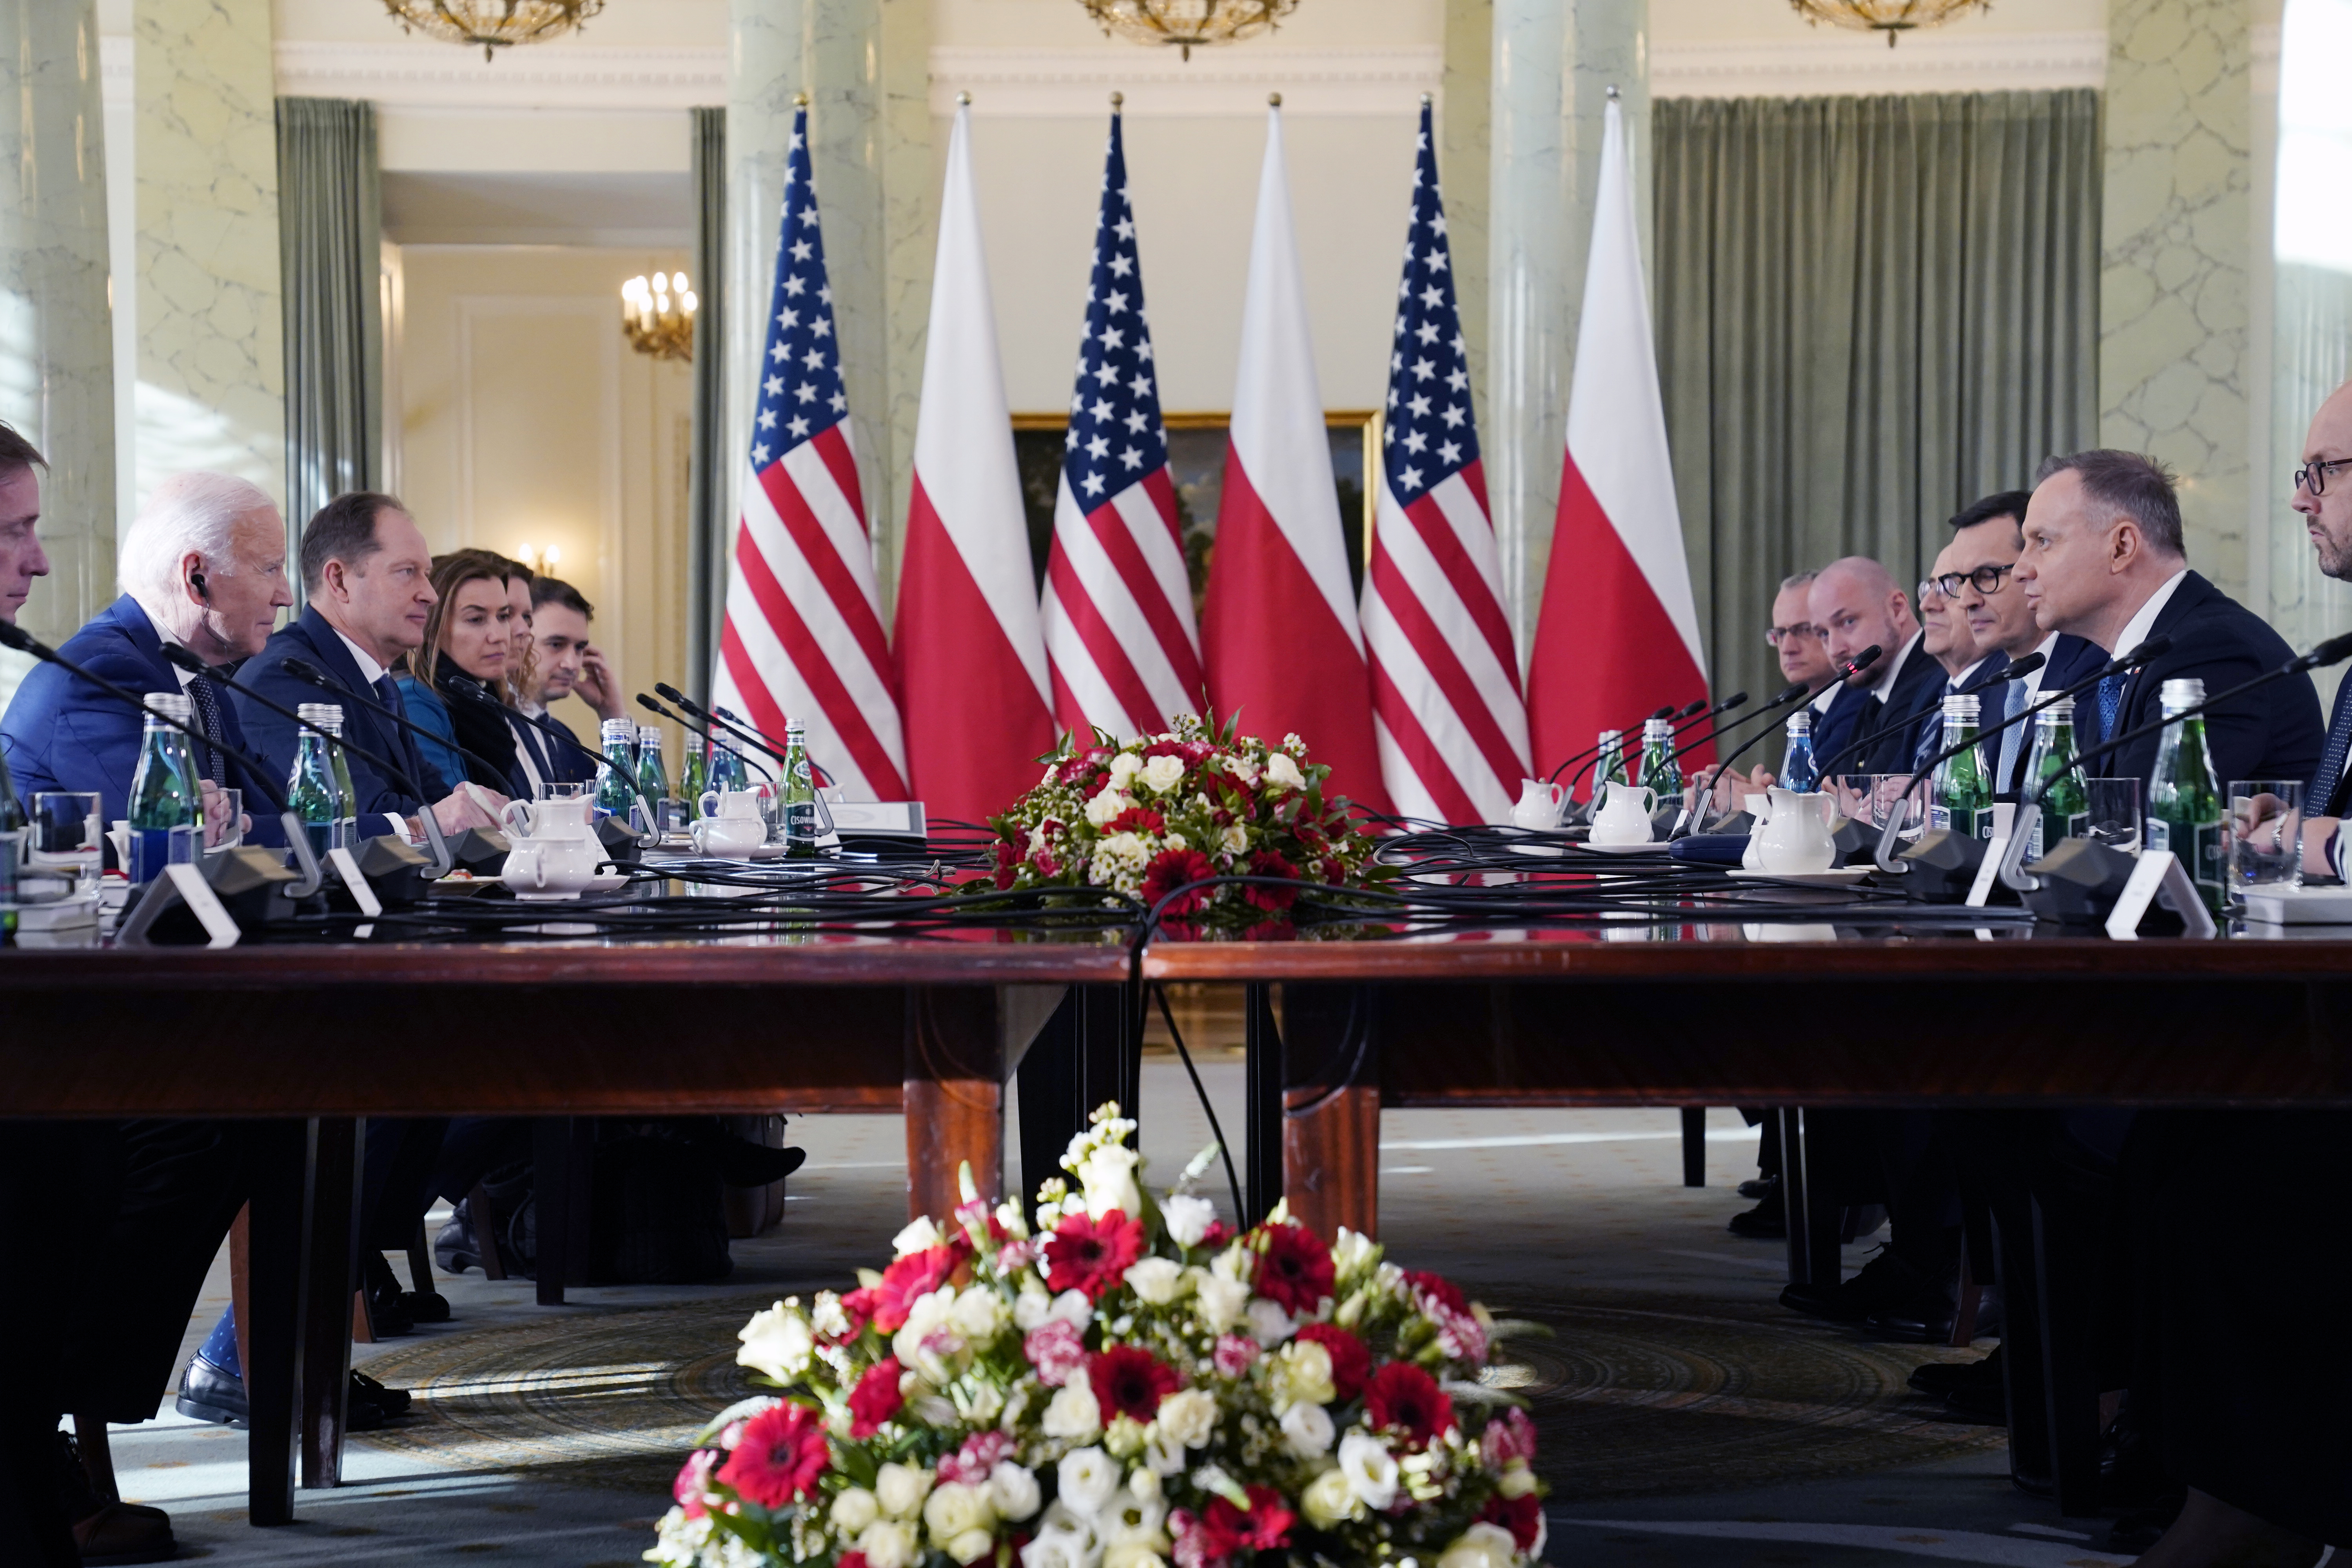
326, 846, 384, 917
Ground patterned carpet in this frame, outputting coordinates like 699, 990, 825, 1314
348, 1286, 1999, 1501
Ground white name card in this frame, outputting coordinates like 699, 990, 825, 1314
326, 846, 384, 917
2105, 849, 2219, 940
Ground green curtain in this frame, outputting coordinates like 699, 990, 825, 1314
276, 96, 381, 606
1653, 89, 2100, 714
688, 105, 727, 706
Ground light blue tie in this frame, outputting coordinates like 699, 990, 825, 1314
1996, 679, 2028, 794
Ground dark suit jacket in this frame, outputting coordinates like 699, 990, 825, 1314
233, 606, 434, 818
2098, 572, 2322, 793
1811, 680, 1875, 775
0, 595, 283, 844
1832, 634, 1947, 776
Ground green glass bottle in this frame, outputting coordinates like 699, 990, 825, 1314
287, 705, 342, 862
677, 733, 708, 822
709, 731, 748, 793
1637, 716, 1682, 797
1929, 693, 1995, 840
318, 705, 360, 848
779, 719, 819, 858
129, 693, 201, 884
595, 718, 638, 824
2020, 697, 2088, 861
634, 725, 670, 834
2146, 676, 2226, 914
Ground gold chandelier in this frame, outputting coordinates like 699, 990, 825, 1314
1789, 0, 1990, 47
381, 0, 605, 62
1077, 0, 1301, 62
621, 272, 696, 362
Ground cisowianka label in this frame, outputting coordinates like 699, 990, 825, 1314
2146, 818, 2227, 902
2026, 811, 2089, 862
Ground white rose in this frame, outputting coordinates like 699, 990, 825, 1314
1280, 1399, 1336, 1457
946, 1530, 997, 1565
1109, 752, 1143, 787
1247, 1297, 1296, 1348
1057, 1446, 1121, 1519
1263, 752, 1306, 791
1076, 1145, 1143, 1220
1151, 1387, 1217, 1450
1338, 1432, 1399, 1510
1019, 1521, 1095, 1568
1140, 755, 1185, 794
893, 1287, 964, 1377
925, 1481, 998, 1546
858, 1521, 920, 1568
949, 1285, 1009, 1342
1436, 1522, 1520, 1568
1042, 1379, 1103, 1441
893, 1216, 944, 1257
1301, 1466, 1364, 1529
831, 1486, 882, 1535
1141, 1428, 1186, 1477
989, 1461, 1043, 1522
1046, 1288, 1093, 1328
1123, 1257, 1189, 1305
1217, 824, 1248, 858
735, 1300, 815, 1383
1269, 1340, 1334, 1410
876, 1461, 936, 1519
1127, 1468, 1161, 1505
1085, 786, 1131, 827
1192, 1273, 1250, 1334
1209, 1242, 1251, 1283
1160, 1194, 1215, 1248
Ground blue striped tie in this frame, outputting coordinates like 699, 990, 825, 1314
2096, 672, 2126, 744
2315, 686, 2352, 817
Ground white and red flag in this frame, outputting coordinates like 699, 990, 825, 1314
712, 102, 908, 800
1363, 100, 1529, 824
1201, 104, 1391, 813
893, 102, 1056, 827
1041, 107, 1205, 741
1525, 94, 1709, 775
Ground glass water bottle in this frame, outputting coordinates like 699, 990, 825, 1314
129, 694, 200, 885
1929, 693, 1994, 839
2020, 697, 2088, 861
595, 718, 638, 823
2146, 677, 2225, 913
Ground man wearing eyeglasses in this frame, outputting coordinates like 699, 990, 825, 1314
2280, 383, 2352, 880
1937, 491, 2105, 791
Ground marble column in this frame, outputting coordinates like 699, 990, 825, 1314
0, 0, 117, 656
134, 0, 283, 510
1444, 0, 1492, 433
1486, 0, 1648, 651
726, 0, 934, 613
2100, 0, 2253, 601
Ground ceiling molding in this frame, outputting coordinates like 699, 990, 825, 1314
272, 39, 724, 112
928, 45, 1442, 118
1651, 29, 2108, 98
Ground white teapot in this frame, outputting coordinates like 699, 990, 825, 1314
503, 795, 595, 841
1512, 777, 1566, 831
1589, 779, 1658, 846
1753, 786, 1836, 874
692, 788, 768, 855
504, 831, 603, 893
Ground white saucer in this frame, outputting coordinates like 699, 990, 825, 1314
1726, 867, 1873, 886
512, 871, 632, 901
1575, 840, 1666, 855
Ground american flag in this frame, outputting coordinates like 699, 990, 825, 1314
713, 103, 909, 800
1361, 99, 1530, 824
1040, 109, 1205, 740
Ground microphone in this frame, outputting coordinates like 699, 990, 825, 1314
1668, 681, 1816, 795
175, 646, 453, 880
1544, 702, 1679, 787
439, 677, 663, 831
1708, 646, 1885, 789
637, 693, 776, 785
272, 654, 514, 790
1811, 649, 2036, 782
0, 621, 323, 897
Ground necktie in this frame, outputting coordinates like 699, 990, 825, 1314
375, 674, 426, 800
513, 715, 551, 790
2315, 685, 2352, 817
1996, 679, 2028, 794
184, 671, 227, 786
2096, 672, 2126, 744
1912, 694, 1946, 772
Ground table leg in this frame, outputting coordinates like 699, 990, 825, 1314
301, 1118, 361, 1489
245, 1121, 307, 1526
1279, 984, 1380, 1241
1680, 1106, 1707, 1187
1779, 1108, 1840, 1289
1243, 984, 1283, 1226
532, 1118, 594, 1306
906, 985, 1006, 1223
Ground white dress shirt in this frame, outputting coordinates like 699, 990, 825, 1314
1866, 628, 1922, 706
2109, 568, 2189, 679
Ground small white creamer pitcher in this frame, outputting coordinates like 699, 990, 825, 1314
1589, 779, 1659, 846
1512, 778, 1567, 831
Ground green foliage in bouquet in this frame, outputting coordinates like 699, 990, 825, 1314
650, 1106, 1547, 1568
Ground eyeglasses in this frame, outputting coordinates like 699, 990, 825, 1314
1931, 564, 2014, 597
1764, 623, 1826, 648
1916, 579, 1947, 604
2294, 457, 2352, 495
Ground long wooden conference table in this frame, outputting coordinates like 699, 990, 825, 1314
6, 923, 2351, 1524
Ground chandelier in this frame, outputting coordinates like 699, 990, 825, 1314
621, 272, 696, 362
1077, 0, 1301, 62
1788, 0, 1990, 46
381, 0, 604, 62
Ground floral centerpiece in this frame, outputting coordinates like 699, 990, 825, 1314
987, 716, 1381, 935
650, 1106, 1547, 1568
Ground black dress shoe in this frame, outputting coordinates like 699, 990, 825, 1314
176, 1355, 406, 1431
404, 1288, 452, 1324
1779, 1246, 1934, 1322
1908, 1346, 2000, 1399
1862, 1282, 1956, 1343
435, 1205, 486, 1274
1737, 1174, 1779, 1201
1728, 1192, 1786, 1239
716, 1140, 807, 1189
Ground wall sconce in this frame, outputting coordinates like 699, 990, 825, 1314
621, 271, 696, 361
515, 543, 563, 574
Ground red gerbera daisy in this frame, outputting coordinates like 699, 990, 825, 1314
1249, 1221, 1336, 1316
1293, 1322, 1371, 1403
715, 1401, 831, 1508
847, 1356, 904, 1438
1363, 1361, 1455, 1448
870, 1245, 958, 1334
1044, 1208, 1146, 1301
1089, 1344, 1183, 1425
1203, 1486, 1295, 1553
1140, 848, 1217, 916
1106, 806, 1167, 836
1405, 1268, 1470, 1316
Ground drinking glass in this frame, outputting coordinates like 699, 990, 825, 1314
537, 780, 589, 801
2227, 779, 2303, 894
1831, 773, 1924, 842
2083, 778, 2143, 854
29, 791, 101, 895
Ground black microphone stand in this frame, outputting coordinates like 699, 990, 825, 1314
1559, 699, 1718, 811
638, 693, 777, 786
439, 678, 663, 835
1543, 703, 1677, 788
1703, 645, 1887, 809
1814, 652, 2045, 783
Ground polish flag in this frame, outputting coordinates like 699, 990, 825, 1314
894, 102, 1056, 827
1201, 104, 1391, 813
1525, 94, 1709, 776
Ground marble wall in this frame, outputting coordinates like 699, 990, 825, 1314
2100, 0, 2254, 601
134, 0, 283, 508
0, 0, 117, 662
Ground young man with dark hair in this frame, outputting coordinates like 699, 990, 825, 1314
516, 575, 621, 785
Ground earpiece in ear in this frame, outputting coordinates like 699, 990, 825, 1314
190, 570, 210, 600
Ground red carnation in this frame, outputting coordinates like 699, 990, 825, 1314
847, 1357, 905, 1438
1243, 849, 1298, 911
1294, 1323, 1371, 1403
715, 1401, 831, 1507
1024, 1318, 1087, 1386
1482, 1406, 1538, 1466
838, 1554, 872, 1568
1482, 1492, 1544, 1554
1089, 1344, 1183, 1425
939, 1429, 1014, 1485
871, 1246, 958, 1333
993, 840, 1021, 890
1044, 1209, 1146, 1301
1364, 1361, 1455, 1447
1405, 1269, 1469, 1316
1140, 848, 1217, 915
1205, 1486, 1295, 1553
1249, 1221, 1336, 1316
673, 1448, 718, 1518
